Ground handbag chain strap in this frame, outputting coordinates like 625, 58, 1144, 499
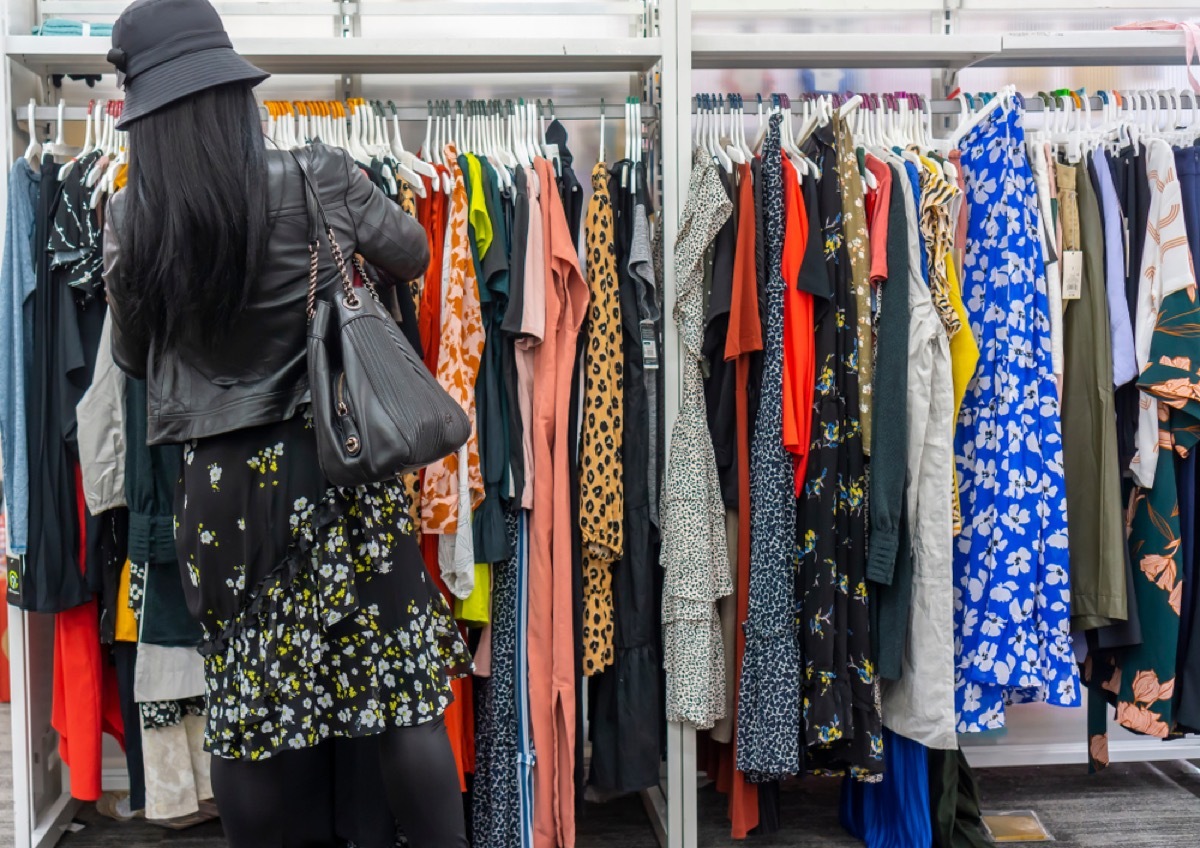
291, 147, 372, 320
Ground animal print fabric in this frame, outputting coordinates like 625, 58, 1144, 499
662, 148, 734, 730
917, 161, 963, 340
471, 507, 522, 847
581, 163, 625, 676
397, 178, 424, 529
736, 115, 803, 780
421, 146, 485, 550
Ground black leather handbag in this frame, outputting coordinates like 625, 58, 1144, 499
292, 149, 470, 488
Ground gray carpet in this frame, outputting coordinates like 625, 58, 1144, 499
40, 759, 1200, 846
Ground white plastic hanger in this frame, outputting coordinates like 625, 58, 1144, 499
23, 99, 42, 169
726, 94, 748, 165
626, 97, 635, 162
389, 104, 430, 190
711, 95, 732, 172
79, 99, 96, 156
1183, 88, 1199, 143
510, 102, 529, 169
950, 85, 1011, 150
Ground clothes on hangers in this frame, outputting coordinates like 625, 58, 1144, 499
667, 90, 1200, 839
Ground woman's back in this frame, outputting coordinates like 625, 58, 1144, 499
104, 142, 429, 446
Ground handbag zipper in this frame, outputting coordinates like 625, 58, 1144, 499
336, 372, 361, 455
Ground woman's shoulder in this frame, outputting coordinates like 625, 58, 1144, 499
269, 143, 357, 199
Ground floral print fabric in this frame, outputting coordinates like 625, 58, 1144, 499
421, 145, 485, 544
1085, 151, 1200, 762
834, 116, 874, 452
953, 102, 1079, 733
796, 121, 883, 780
178, 412, 471, 760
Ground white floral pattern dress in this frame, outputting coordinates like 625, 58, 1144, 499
176, 410, 472, 760
953, 101, 1079, 733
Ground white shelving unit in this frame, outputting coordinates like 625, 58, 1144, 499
0, 2, 683, 847
690, 29, 1195, 72
691, 33, 1001, 70
5, 2, 1200, 848
667, 4, 1200, 847
4, 35, 665, 75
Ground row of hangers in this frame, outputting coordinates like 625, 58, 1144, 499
265, 98, 435, 197
950, 85, 1200, 163
262, 96, 645, 199
693, 92, 865, 182
697, 84, 1200, 191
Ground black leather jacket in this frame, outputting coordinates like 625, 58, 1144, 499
104, 143, 429, 445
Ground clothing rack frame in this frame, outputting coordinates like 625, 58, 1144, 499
0, 2, 679, 846
665, 3, 1200, 847
3, 1, 1200, 847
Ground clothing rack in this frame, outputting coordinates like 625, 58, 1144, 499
687, 93, 1195, 115
17, 101, 660, 126
4, 0, 1200, 846
0, 2, 678, 845
659, 8, 1200, 848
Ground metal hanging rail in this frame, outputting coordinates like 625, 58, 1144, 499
36, 0, 647, 15
16, 101, 660, 125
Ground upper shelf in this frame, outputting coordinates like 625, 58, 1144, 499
990, 31, 1194, 68
4, 35, 664, 75
691, 30, 1194, 70
692, 33, 1000, 70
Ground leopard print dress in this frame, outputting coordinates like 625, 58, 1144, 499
662, 148, 734, 729
580, 163, 625, 675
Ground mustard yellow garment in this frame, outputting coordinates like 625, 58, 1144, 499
947, 258, 979, 535
115, 560, 138, 643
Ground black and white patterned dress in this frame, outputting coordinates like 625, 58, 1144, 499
736, 114, 804, 781
176, 410, 472, 760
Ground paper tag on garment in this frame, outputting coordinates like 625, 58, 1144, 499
1062, 250, 1083, 300
640, 321, 660, 370
6, 555, 22, 607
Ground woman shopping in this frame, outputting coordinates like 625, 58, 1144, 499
102, 0, 472, 844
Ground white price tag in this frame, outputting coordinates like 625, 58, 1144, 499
1062, 250, 1083, 300
640, 321, 659, 370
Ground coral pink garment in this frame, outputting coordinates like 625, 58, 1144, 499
527, 157, 589, 848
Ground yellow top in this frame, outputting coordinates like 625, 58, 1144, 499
115, 560, 138, 643
465, 154, 493, 259
947, 258, 979, 535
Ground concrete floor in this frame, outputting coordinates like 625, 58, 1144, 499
3, 702, 1199, 847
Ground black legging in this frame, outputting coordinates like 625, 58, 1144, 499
212, 718, 468, 848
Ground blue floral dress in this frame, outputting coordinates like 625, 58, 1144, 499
953, 102, 1080, 732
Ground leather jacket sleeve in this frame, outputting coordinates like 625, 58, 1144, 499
336, 147, 430, 283
102, 191, 151, 380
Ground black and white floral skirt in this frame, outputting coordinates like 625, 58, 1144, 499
174, 410, 471, 760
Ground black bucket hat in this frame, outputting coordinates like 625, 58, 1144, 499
108, 0, 269, 128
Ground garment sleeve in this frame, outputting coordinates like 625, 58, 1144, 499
102, 193, 150, 380
866, 171, 911, 585
338, 148, 430, 284
796, 179, 832, 299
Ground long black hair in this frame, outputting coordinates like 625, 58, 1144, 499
122, 81, 268, 348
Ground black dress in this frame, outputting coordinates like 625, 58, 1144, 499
179, 408, 471, 760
